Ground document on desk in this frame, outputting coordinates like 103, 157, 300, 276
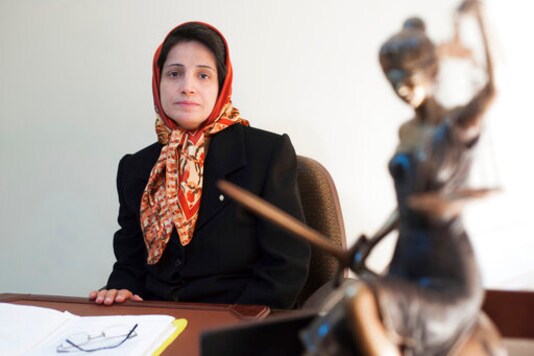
0, 302, 187, 355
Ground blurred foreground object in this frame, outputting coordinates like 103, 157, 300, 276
218, 0, 507, 354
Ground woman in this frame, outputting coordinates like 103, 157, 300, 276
89, 22, 310, 309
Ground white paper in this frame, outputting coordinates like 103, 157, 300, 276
0, 303, 176, 356
0, 303, 71, 354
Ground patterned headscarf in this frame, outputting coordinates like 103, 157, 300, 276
140, 22, 249, 264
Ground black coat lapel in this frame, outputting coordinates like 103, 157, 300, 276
195, 124, 247, 229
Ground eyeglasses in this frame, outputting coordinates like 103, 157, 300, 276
56, 324, 138, 353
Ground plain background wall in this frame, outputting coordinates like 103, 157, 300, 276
1, 0, 533, 297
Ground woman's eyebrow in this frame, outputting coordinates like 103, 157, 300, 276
197, 64, 216, 71
164, 63, 215, 71
165, 63, 184, 68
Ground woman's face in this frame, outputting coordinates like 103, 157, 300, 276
386, 69, 432, 108
159, 41, 219, 130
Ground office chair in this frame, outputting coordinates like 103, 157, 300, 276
295, 155, 348, 308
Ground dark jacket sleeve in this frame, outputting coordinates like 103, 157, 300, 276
105, 154, 148, 296
235, 134, 311, 308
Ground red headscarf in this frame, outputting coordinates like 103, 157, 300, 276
140, 22, 249, 264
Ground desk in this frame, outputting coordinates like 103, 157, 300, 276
3, 290, 533, 355
0, 293, 269, 356
483, 289, 534, 339
483, 289, 534, 355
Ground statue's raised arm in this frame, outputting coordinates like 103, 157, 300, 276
452, 0, 496, 144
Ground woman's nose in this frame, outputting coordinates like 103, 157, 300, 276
180, 75, 195, 94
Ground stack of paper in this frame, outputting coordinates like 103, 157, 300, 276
0, 303, 187, 355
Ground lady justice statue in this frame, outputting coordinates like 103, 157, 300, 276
218, 0, 504, 354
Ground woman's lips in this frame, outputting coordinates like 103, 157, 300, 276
175, 100, 199, 107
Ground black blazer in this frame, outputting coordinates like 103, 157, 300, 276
106, 124, 310, 309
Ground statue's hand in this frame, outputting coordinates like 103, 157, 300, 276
458, 0, 481, 15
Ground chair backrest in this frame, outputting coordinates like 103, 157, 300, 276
295, 155, 347, 308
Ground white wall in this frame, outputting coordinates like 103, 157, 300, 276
1, 0, 533, 297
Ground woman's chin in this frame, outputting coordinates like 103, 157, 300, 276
170, 117, 206, 131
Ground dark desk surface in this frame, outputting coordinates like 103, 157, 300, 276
0, 293, 270, 356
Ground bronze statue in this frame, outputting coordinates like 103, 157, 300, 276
218, 0, 505, 354
338, 0, 499, 354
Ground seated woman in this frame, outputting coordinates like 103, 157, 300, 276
89, 22, 310, 309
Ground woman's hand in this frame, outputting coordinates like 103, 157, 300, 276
88, 289, 143, 305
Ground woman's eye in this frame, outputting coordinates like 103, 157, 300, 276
199, 73, 209, 79
168, 71, 182, 78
